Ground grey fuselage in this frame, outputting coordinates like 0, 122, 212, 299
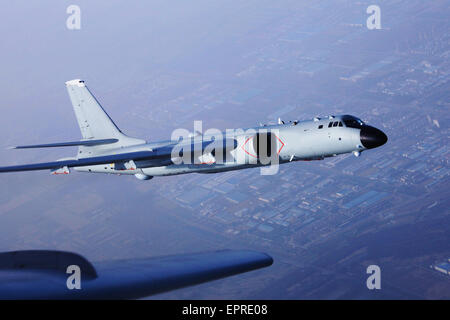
74, 115, 387, 179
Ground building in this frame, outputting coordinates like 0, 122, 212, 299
434, 262, 450, 275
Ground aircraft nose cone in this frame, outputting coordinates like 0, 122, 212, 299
360, 125, 388, 149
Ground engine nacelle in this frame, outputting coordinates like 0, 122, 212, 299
134, 173, 153, 181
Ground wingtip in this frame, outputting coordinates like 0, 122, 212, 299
6, 146, 17, 150
65, 79, 85, 87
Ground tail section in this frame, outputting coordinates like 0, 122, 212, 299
65, 79, 145, 155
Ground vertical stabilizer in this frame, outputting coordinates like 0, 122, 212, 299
65, 79, 145, 155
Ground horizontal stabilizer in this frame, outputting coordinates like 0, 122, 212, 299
13, 139, 119, 149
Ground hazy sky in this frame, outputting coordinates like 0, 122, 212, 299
0, 0, 289, 147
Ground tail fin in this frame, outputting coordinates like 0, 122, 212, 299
65, 79, 145, 154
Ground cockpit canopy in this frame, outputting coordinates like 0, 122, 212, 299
341, 115, 365, 128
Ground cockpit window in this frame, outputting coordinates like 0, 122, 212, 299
343, 119, 364, 128
341, 115, 365, 128
333, 121, 338, 127
339, 122, 343, 127
328, 122, 332, 128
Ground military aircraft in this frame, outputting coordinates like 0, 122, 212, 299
0, 249, 273, 299
0, 79, 387, 179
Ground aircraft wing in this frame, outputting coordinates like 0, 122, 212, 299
0, 249, 273, 299
0, 138, 237, 173
0, 151, 157, 173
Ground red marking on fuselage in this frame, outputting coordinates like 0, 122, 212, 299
241, 134, 285, 158
276, 136, 285, 154
241, 136, 258, 158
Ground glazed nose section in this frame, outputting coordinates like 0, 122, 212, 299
360, 125, 388, 149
